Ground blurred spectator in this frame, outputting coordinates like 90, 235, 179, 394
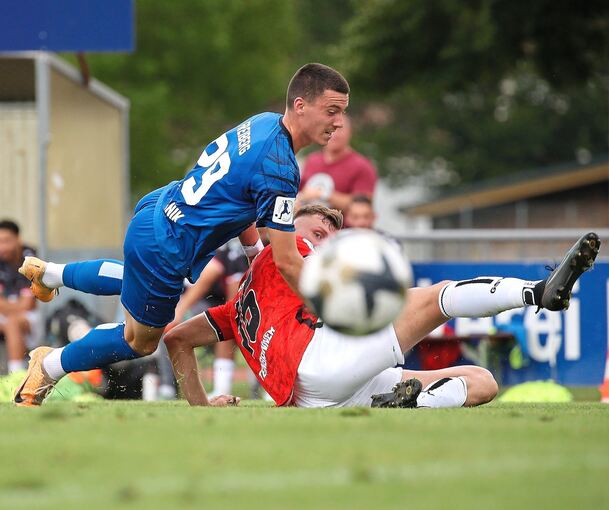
344, 195, 399, 251
298, 115, 377, 213
0, 220, 39, 373
344, 194, 376, 229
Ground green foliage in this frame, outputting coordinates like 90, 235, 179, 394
340, 1, 609, 187
342, 0, 609, 93
354, 71, 608, 186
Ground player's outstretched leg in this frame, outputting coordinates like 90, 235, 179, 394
14, 322, 139, 406
439, 232, 600, 318
410, 366, 497, 408
14, 315, 162, 407
537, 232, 600, 311
20, 257, 124, 299
371, 378, 423, 408
370, 367, 497, 409
394, 232, 601, 355
15, 186, 183, 407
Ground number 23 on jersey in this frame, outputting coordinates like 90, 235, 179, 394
181, 133, 232, 206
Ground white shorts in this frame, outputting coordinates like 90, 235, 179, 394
293, 325, 405, 408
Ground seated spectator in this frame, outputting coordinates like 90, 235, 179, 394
0, 220, 39, 373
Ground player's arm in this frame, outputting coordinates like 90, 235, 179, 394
253, 138, 302, 291
239, 223, 264, 264
164, 313, 238, 406
267, 228, 304, 296
168, 259, 225, 329
0, 292, 35, 315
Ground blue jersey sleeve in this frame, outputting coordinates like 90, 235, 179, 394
250, 136, 299, 232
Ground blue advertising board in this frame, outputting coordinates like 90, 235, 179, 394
0, 0, 134, 52
411, 262, 609, 385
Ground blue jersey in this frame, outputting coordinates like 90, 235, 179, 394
152, 112, 299, 281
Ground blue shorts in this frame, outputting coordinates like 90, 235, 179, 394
120, 190, 186, 328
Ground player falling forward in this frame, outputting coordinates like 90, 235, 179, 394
14, 63, 350, 407
165, 214, 600, 409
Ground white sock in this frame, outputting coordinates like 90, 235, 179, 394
41, 262, 66, 288
42, 347, 67, 381
158, 384, 176, 400
212, 358, 235, 395
416, 377, 468, 408
439, 277, 539, 318
8, 359, 26, 373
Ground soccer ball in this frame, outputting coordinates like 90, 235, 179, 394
299, 229, 413, 336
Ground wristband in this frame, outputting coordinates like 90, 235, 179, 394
242, 239, 264, 257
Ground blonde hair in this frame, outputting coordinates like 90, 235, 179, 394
295, 204, 343, 230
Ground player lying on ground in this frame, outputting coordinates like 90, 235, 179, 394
165, 206, 600, 408
14, 63, 351, 407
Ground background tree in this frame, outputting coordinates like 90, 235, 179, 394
68, 0, 608, 197
340, 0, 609, 188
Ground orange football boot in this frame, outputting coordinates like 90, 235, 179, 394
18, 256, 57, 302
14, 346, 57, 407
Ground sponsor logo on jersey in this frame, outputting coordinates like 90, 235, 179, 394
258, 326, 275, 380
164, 202, 185, 222
237, 120, 251, 156
272, 197, 295, 225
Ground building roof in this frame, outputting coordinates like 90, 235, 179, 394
404, 159, 609, 217
0, 52, 129, 110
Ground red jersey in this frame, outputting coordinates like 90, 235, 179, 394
300, 150, 377, 198
205, 237, 320, 405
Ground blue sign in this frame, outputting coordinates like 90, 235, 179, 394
411, 262, 609, 386
0, 0, 134, 52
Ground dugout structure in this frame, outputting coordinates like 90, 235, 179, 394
0, 53, 129, 318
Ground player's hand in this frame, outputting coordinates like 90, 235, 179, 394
209, 394, 241, 407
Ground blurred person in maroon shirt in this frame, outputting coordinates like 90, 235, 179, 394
298, 115, 377, 213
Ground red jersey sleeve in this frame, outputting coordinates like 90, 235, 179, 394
205, 302, 235, 342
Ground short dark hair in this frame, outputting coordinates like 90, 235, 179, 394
295, 204, 343, 231
0, 219, 20, 236
286, 63, 350, 109
350, 194, 373, 207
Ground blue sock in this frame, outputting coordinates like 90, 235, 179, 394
60, 323, 141, 372
62, 260, 124, 296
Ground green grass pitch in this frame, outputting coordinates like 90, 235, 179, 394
1, 400, 608, 510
